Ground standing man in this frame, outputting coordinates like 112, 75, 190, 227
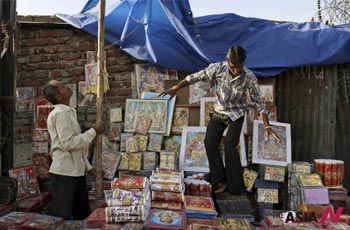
160, 46, 280, 194
43, 80, 103, 220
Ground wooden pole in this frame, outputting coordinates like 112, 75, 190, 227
95, 0, 106, 198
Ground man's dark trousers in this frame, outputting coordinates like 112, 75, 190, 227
49, 174, 91, 220
204, 113, 245, 194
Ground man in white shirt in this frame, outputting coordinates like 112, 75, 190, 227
43, 80, 103, 220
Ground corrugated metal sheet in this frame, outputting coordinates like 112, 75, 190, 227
276, 65, 350, 188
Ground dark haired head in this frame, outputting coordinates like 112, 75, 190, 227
43, 82, 59, 104
226, 46, 246, 64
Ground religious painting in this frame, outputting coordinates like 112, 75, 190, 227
168, 69, 179, 80
259, 84, 275, 106
252, 120, 291, 166
159, 151, 177, 170
189, 81, 210, 104
9, 165, 41, 200
263, 165, 286, 182
120, 133, 133, 152
134, 64, 169, 98
124, 99, 168, 134
86, 50, 106, 64
101, 149, 120, 180
179, 126, 209, 172
257, 188, 279, 203
134, 116, 152, 135
163, 135, 182, 155
146, 209, 184, 228
85, 63, 109, 94
35, 105, 55, 130
141, 92, 175, 136
108, 122, 123, 141
147, 133, 163, 152
171, 106, 189, 134
200, 97, 215, 127
137, 134, 148, 152
109, 107, 123, 123
15, 87, 35, 112
78, 81, 96, 107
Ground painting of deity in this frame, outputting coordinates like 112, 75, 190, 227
124, 99, 168, 134
179, 126, 209, 172
252, 120, 291, 166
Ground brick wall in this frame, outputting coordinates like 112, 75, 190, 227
13, 16, 137, 167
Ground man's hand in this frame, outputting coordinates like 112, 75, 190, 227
87, 168, 96, 176
265, 126, 281, 143
158, 86, 178, 99
92, 123, 104, 134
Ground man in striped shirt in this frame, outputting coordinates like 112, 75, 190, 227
160, 46, 280, 194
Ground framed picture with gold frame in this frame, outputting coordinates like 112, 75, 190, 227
171, 106, 189, 134
179, 126, 209, 172
200, 97, 215, 127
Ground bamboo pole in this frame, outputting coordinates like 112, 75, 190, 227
95, 0, 106, 198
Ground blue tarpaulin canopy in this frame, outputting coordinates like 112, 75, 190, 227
57, 0, 350, 77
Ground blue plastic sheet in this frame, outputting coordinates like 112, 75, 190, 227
57, 0, 350, 77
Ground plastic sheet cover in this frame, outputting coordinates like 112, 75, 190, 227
57, 0, 350, 77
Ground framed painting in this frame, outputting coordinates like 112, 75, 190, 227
86, 50, 106, 64
259, 84, 275, 106
120, 133, 133, 152
100, 149, 120, 180
164, 135, 182, 155
252, 120, 291, 166
108, 122, 123, 141
137, 134, 148, 152
15, 87, 35, 112
134, 116, 152, 135
159, 151, 177, 170
35, 86, 51, 107
9, 165, 41, 199
35, 105, 55, 130
85, 63, 109, 94
141, 92, 175, 136
125, 135, 139, 153
134, 64, 169, 98
257, 188, 279, 203
109, 107, 123, 123
77, 81, 96, 107
189, 81, 210, 104
147, 133, 163, 152
32, 130, 50, 142
168, 69, 179, 80
200, 97, 215, 127
171, 106, 189, 134
179, 126, 209, 172
124, 99, 168, 134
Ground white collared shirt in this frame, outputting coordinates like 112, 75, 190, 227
47, 104, 96, 177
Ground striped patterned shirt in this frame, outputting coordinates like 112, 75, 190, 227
186, 61, 267, 122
